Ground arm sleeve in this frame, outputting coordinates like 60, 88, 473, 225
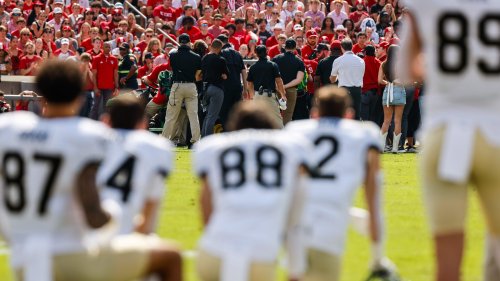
273, 63, 281, 78
330, 58, 340, 76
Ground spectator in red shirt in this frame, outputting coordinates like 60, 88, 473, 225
87, 37, 102, 57
142, 62, 170, 118
266, 24, 284, 48
154, 0, 176, 26
53, 38, 75, 60
10, 17, 27, 39
360, 44, 382, 124
136, 28, 155, 53
352, 31, 368, 54
177, 16, 201, 43
198, 20, 214, 45
137, 52, 155, 89
106, 9, 123, 33
301, 29, 318, 60
146, 0, 163, 17
90, 41, 118, 119
350, 0, 369, 31
47, 0, 69, 21
79, 53, 95, 117
19, 41, 42, 76
175, 4, 196, 30
268, 33, 286, 58
376, 40, 388, 62
208, 14, 225, 38
7, 37, 22, 74
17, 28, 32, 50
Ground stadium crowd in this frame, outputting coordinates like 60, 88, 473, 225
0, 0, 422, 152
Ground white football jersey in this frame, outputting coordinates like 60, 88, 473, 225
406, 0, 500, 121
193, 129, 310, 262
286, 118, 381, 255
0, 111, 113, 268
97, 130, 174, 234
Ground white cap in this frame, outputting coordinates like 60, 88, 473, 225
61, 38, 69, 45
293, 24, 303, 31
273, 24, 284, 30
334, 24, 346, 31
114, 2, 124, 8
12, 8, 21, 14
54, 0, 64, 4
53, 7, 63, 13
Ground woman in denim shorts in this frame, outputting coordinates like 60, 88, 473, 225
378, 45, 406, 153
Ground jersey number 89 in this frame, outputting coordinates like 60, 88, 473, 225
438, 12, 500, 74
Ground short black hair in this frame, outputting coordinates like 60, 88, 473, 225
106, 94, 145, 129
226, 101, 279, 131
315, 85, 351, 118
36, 60, 84, 104
256, 44, 267, 58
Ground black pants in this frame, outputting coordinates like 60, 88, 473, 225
399, 86, 415, 147
344, 86, 362, 120
220, 85, 242, 129
292, 90, 311, 120
360, 88, 382, 126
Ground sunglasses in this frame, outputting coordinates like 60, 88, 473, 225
12, 13, 21, 16
22, 33, 30, 36
272, 12, 279, 15
201, 23, 208, 27
266, 3, 273, 6
146, 34, 153, 37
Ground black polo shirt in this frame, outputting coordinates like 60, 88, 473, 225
316, 54, 340, 86
169, 45, 201, 83
272, 51, 305, 85
202, 53, 229, 88
247, 58, 281, 92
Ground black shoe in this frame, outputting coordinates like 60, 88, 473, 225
187, 142, 194, 149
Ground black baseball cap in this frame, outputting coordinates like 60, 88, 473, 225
216, 34, 228, 43
284, 38, 296, 49
315, 43, 329, 52
144, 52, 154, 59
178, 33, 190, 44
119, 42, 130, 50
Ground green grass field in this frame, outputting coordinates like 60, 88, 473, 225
0, 150, 486, 281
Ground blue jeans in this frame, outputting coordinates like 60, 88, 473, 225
90, 89, 113, 120
201, 85, 224, 137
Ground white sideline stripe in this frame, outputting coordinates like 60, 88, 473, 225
0, 248, 198, 258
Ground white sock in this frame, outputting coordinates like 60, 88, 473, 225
392, 134, 402, 152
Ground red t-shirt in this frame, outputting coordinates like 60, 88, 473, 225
80, 38, 94, 52
53, 49, 75, 60
301, 44, 315, 60
92, 53, 118, 89
303, 59, 317, 94
87, 49, 102, 58
136, 41, 148, 53
232, 30, 246, 46
268, 45, 282, 59
147, 0, 163, 8
362, 56, 381, 92
198, 32, 214, 43
158, 33, 177, 45
349, 11, 368, 24
153, 5, 177, 22
352, 43, 366, 55
265, 36, 278, 48
229, 36, 240, 51
137, 64, 153, 89
177, 26, 201, 42
19, 55, 42, 76
146, 63, 171, 104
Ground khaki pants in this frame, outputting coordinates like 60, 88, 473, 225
162, 83, 200, 143
253, 92, 283, 129
421, 127, 500, 236
145, 99, 165, 119
303, 248, 341, 281
196, 249, 276, 281
282, 87, 297, 125
14, 234, 166, 281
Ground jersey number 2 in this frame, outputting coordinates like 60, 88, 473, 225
2, 152, 62, 215
438, 13, 500, 74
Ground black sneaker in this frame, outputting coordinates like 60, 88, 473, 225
187, 142, 194, 149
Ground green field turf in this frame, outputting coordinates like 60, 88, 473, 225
0, 150, 486, 281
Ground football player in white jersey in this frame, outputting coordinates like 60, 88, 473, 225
0, 60, 181, 281
286, 85, 395, 281
98, 94, 174, 235
193, 101, 311, 281
400, 1, 500, 280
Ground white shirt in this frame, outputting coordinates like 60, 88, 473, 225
330, 51, 365, 87
193, 129, 311, 262
286, 118, 381, 255
97, 130, 174, 234
172, 0, 196, 8
0, 111, 113, 268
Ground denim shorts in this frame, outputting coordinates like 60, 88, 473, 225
382, 84, 406, 106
